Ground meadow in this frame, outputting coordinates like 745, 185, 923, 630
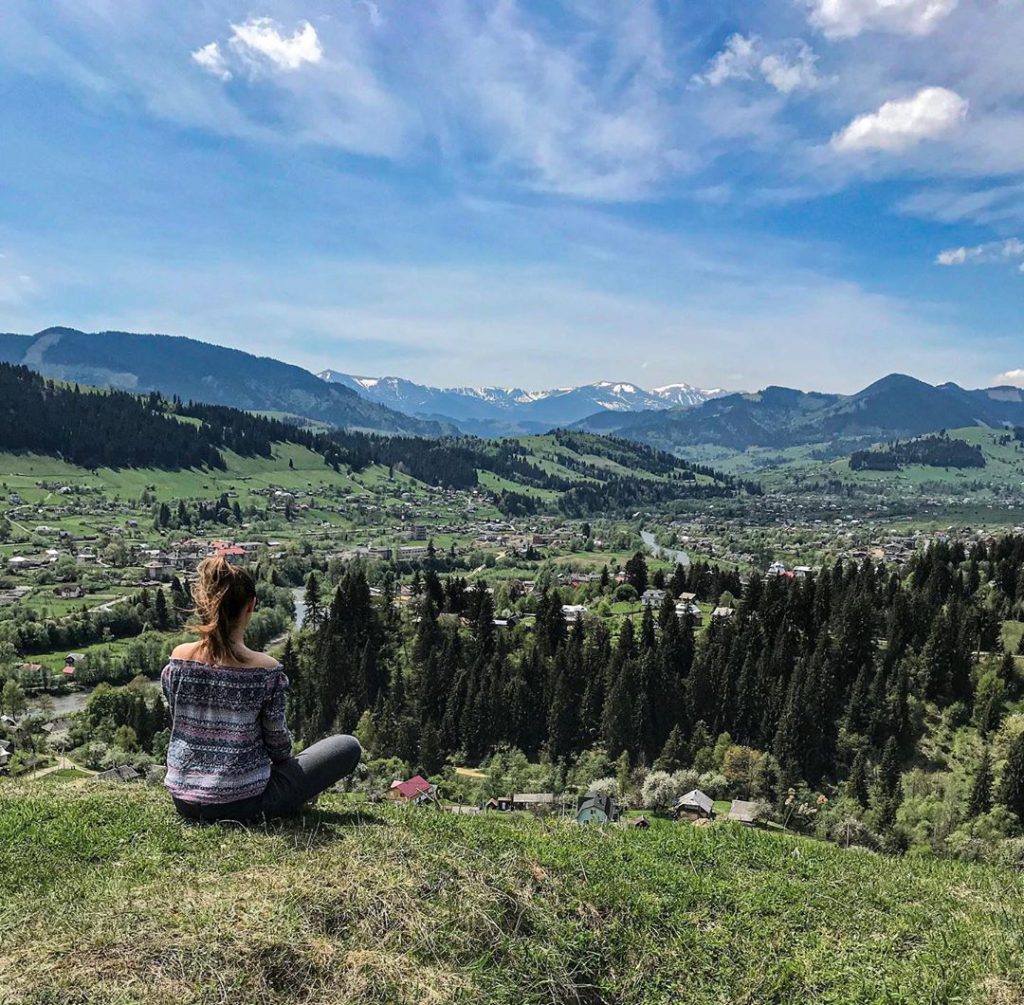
2, 780, 1023, 1004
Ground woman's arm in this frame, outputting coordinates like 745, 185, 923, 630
260, 668, 294, 763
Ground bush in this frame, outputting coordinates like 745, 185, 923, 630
670, 768, 700, 793
640, 771, 678, 811
587, 776, 619, 799
826, 816, 882, 852
697, 771, 728, 799
613, 584, 638, 602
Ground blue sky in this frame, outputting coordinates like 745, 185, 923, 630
0, 0, 1021, 392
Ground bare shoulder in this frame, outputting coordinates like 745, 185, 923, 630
171, 641, 202, 661
245, 649, 281, 670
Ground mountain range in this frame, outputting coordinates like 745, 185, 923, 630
318, 370, 725, 436
5, 327, 1024, 452
575, 374, 1024, 451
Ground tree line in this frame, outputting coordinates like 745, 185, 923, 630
281, 536, 1024, 841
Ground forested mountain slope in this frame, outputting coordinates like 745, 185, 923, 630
0, 364, 753, 515
3, 327, 447, 436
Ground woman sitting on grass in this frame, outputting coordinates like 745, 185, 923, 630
161, 556, 361, 822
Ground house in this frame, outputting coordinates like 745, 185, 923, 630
673, 789, 715, 822
398, 545, 429, 560
213, 546, 245, 565
641, 588, 667, 607
0, 740, 12, 770
627, 815, 651, 829
145, 560, 175, 581
576, 792, 618, 825
711, 607, 735, 620
96, 764, 141, 783
766, 561, 787, 577
793, 566, 813, 579
678, 592, 697, 602
65, 653, 85, 669
726, 800, 762, 826
485, 796, 515, 812
561, 604, 588, 623
675, 602, 703, 626
53, 584, 85, 600
388, 775, 437, 803
512, 793, 555, 814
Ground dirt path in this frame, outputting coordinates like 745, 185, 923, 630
23, 754, 97, 781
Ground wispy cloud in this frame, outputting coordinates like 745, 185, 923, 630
191, 42, 231, 82
936, 238, 1024, 271
693, 34, 821, 95
805, 0, 958, 38
832, 87, 967, 153
228, 17, 322, 74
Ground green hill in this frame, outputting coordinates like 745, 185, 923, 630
2, 781, 1022, 1004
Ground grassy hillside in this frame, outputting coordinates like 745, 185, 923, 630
681, 426, 1024, 495
3, 782, 1023, 1004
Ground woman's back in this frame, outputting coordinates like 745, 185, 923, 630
161, 641, 293, 805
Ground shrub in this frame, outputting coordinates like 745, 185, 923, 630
640, 771, 678, 811
697, 771, 728, 799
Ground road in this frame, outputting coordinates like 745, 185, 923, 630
641, 530, 690, 568
22, 754, 97, 782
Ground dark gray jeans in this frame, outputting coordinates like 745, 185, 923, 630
172, 734, 362, 823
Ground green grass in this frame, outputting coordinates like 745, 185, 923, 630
2, 782, 1024, 1004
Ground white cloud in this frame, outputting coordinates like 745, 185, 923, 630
191, 42, 231, 82
831, 87, 967, 153
806, 0, 958, 38
995, 369, 1024, 388
694, 35, 820, 95
695, 34, 759, 87
228, 17, 322, 73
760, 44, 820, 95
936, 238, 1024, 270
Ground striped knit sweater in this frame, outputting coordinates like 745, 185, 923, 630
160, 657, 293, 804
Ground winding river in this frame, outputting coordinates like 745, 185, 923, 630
640, 529, 691, 569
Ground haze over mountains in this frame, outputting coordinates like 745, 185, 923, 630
318, 369, 726, 436
5, 327, 1024, 453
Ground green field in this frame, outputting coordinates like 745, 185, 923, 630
2, 781, 1023, 1004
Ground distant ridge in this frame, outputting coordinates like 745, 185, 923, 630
318, 369, 727, 435
574, 373, 1024, 450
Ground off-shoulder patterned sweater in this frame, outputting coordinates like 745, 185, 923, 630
160, 657, 293, 804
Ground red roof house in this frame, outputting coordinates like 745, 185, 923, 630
388, 775, 436, 801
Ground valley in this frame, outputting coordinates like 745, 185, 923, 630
5, 344, 1024, 1004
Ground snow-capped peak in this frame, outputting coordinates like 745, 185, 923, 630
316, 368, 728, 431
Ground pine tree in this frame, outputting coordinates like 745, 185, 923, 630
999, 731, 1024, 823
848, 749, 870, 808
968, 747, 993, 818
873, 737, 903, 831
303, 571, 323, 629
154, 588, 170, 630
418, 721, 443, 776
655, 725, 687, 772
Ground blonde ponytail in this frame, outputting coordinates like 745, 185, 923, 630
191, 557, 257, 663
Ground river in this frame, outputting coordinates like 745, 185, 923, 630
640, 529, 690, 569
